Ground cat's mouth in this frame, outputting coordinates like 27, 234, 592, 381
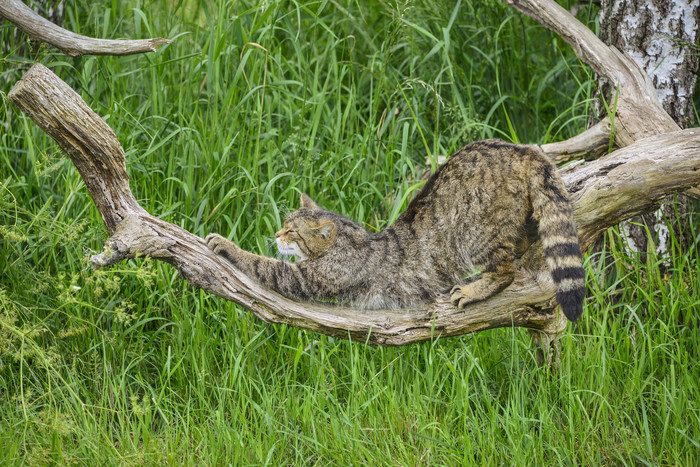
276, 240, 307, 261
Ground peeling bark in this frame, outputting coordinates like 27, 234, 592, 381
599, 0, 699, 128
596, 0, 700, 266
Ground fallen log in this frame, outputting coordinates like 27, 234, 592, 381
7, 0, 700, 365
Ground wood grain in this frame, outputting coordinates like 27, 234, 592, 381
0, 0, 171, 56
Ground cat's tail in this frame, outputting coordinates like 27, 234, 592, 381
531, 160, 586, 321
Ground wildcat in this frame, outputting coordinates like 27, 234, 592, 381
206, 139, 585, 321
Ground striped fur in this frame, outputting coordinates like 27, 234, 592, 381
207, 139, 586, 320
531, 162, 586, 321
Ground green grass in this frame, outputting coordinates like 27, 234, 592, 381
1, 0, 699, 464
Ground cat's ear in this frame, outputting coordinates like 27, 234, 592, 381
312, 222, 337, 240
300, 193, 321, 210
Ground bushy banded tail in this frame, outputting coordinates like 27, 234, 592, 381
532, 163, 586, 321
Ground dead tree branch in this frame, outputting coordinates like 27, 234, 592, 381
504, 0, 679, 146
541, 118, 612, 164
9, 64, 700, 346
7, 0, 700, 348
505, 1, 700, 204
0, 0, 171, 56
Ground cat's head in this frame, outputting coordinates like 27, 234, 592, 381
275, 194, 337, 261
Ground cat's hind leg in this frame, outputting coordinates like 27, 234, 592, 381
450, 246, 515, 308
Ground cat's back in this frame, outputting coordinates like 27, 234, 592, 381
393, 139, 543, 229
444, 138, 541, 175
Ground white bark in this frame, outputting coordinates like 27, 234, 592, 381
597, 0, 700, 264
599, 0, 699, 127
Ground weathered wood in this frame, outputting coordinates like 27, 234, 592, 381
504, 0, 680, 147
7, 0, 699, 350
9, 64, 700, 346
8, 64, 147, 233
541, 118, 612, 164
0, 0, 171, 57
561, 129, 700, 250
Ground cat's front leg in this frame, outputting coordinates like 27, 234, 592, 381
206, 232, 315, 301
205, 233, 268, 273
206, 232, 271, 280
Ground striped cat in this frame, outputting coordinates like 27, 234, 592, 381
206, 139, 586, 320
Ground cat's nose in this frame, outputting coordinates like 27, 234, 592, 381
275, 230, 282, 238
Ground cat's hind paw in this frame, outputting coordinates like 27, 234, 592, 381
450, 285, 479, 309
450, 273, 513, 308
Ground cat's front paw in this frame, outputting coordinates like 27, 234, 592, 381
450, 285, 477, 309
205, 233, 238, 258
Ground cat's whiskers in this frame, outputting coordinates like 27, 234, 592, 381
269, 236, 294, 271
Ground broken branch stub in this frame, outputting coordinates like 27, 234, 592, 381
0, 0, 171, 57
8, 63, 700, 346
541, 118, 612, 164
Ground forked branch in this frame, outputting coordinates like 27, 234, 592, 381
0, 0, 171, 56
503, 0, 679, 146
9, 64, 700, 346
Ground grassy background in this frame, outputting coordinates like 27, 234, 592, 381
1, 0, 699, 464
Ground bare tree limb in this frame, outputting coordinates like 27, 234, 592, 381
7, 64, 146, 232
503, 0, 680, 146
561, 131, 700, 249
541, 117, 612, 163
505, 1, 700, 212
0, 0, 171, 56
6, 0, 698, 350
9, 64, 700, 346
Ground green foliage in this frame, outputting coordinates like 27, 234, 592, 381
1, 0, 698, 464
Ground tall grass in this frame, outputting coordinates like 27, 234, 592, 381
1, 0, 698, 464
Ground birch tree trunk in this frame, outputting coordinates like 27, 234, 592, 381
596, 0, 700, 264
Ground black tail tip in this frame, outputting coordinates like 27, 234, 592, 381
557, 289, 585, 322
